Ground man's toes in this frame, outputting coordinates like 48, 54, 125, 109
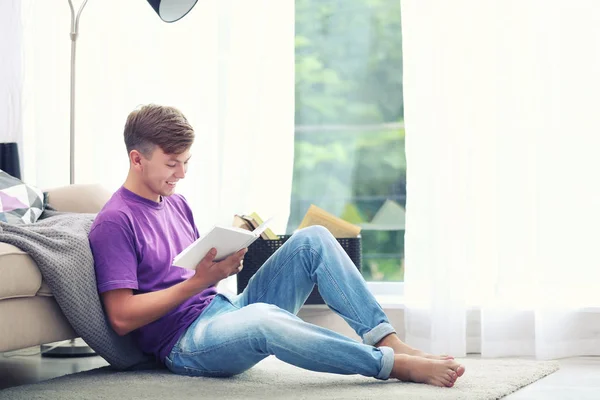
455, 365, 466, 377
442, 354, 455, 360
448, 370, 458, 381
441, 377, 454, 387
431, 379, 447, 388
443, 370, 455, 383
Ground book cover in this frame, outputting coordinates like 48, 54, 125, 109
298, 204, 361, 238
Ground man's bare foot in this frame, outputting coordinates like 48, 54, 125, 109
390, 354, 466, 387
376, 334, 454, 360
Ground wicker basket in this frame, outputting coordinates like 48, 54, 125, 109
237, 234, 362, 305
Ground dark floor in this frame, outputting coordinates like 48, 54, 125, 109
0, 348, 108, 390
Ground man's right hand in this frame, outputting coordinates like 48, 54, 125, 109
192, 247, 248, 287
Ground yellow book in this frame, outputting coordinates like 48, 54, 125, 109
298, 205, 361, 238
239, 215, 266, 239
247, 212, 279, 240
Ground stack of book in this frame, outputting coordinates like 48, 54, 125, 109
234, 205, 361, 239
232, 212, 279, 240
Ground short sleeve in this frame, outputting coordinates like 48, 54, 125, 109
89, 220, 139, 294
175, 193, 200, 239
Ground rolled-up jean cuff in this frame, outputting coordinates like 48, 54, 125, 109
363, 322, 396, 346
376, 346, 394, 380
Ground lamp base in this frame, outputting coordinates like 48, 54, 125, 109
41, 338, 97, 358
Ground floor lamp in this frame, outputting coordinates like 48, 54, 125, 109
42, 0, 199, 357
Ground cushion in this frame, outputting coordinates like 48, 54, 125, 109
0, 295, 77, 353
45, 184, 112, 214
0, 169, 45, 224
0, 242, 42, 300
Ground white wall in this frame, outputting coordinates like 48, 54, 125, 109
0, 0, 24, 173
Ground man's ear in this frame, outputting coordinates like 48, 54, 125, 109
130, 150, 144, 171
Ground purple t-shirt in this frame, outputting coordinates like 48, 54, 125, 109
88, 186, 217, 363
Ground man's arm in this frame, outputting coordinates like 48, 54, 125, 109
102, 247, 246, 336
102, 279, 207, 336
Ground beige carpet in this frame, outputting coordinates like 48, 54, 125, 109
0, 356, 559, 400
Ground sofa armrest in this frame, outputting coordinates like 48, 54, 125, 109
45, 184, 112, 214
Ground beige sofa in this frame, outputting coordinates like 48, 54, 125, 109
0, 184, 112, 353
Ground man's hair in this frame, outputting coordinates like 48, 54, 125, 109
124, 104, 194, 157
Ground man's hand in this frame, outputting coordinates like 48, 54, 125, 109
191, 247, 247, 288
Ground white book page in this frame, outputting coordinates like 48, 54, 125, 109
173, 226, 257, 270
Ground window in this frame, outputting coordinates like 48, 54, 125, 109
291, 0, 405, 283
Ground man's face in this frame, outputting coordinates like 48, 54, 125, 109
139, 146, 191, 199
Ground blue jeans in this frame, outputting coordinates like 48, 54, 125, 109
165, 226, 396, 380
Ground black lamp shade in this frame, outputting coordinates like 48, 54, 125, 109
0, 142, 21, 180
146, 0, 198, 23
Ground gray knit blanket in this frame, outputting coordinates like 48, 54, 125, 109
0, 210, 157, 370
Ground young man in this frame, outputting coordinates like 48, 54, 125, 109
89, 104, 465, 387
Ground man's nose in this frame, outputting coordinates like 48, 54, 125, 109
175, 164, 186, 179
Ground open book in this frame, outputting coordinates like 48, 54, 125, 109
172, 217, 273, 270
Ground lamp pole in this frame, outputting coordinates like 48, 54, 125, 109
68, 0, 89, 185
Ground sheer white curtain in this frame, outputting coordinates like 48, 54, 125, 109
402, 0, 600, 359
20, 0, 294, 234
0, 0, 24, 164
